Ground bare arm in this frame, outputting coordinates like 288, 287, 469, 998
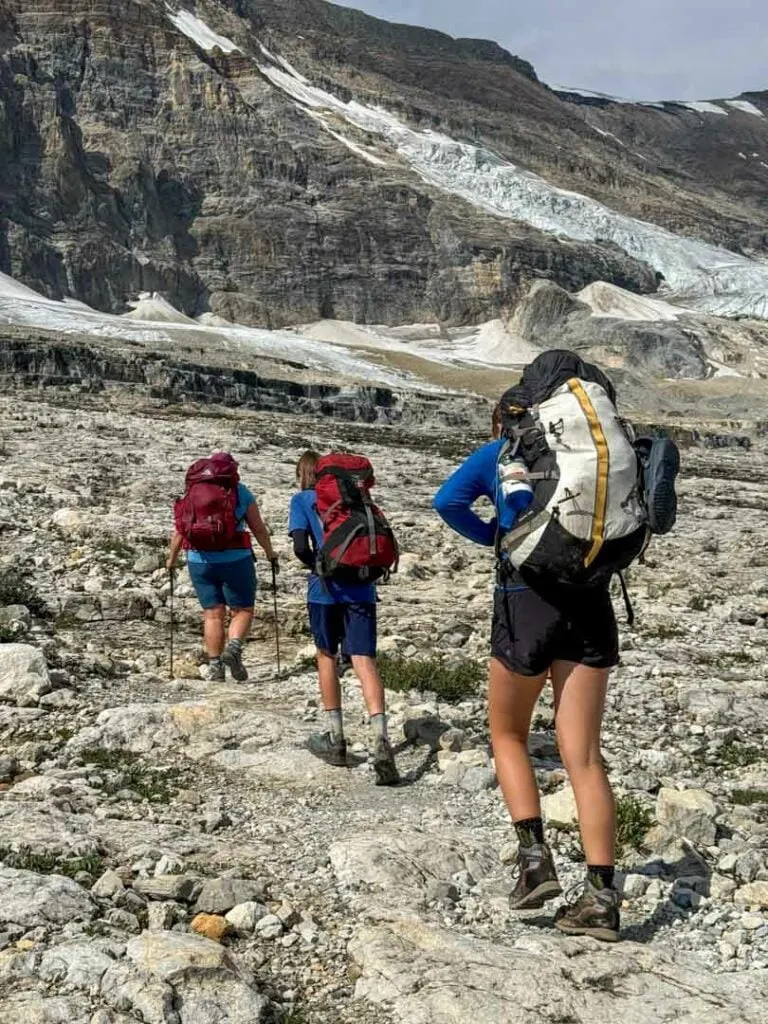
166, 530, 184, 570
245, 502, 277, 561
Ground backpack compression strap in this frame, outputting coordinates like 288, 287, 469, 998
567, 379, 610, 569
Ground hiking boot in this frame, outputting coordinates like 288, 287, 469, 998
222, 641, 248, 682
509, 843, 562, 910
372, 737, 400, 787
307, 732, 348, 767
206, 660, 225, 682
554, 880, 621, 942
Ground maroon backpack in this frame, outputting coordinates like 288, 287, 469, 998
314, 453, 398, 582
174, 453, 249, 552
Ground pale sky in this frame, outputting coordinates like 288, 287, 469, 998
333, 0, 767, 101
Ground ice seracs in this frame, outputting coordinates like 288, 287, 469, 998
249, 49, 768, 321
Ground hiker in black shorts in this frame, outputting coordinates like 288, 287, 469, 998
432, 354, 665, 943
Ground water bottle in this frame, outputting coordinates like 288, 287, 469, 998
497, 451, 533, 533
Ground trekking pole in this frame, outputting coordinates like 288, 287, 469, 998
168, 568, 175, 679
271, 559, 282, 677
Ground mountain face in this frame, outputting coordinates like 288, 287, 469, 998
1, 0, 766, 328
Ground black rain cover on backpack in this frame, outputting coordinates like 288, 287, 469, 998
499, 349, 617, 430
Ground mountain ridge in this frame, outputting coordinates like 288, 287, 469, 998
0, 0, 766, 328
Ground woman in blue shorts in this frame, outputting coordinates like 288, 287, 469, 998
289, 450, 398, 786
167, 454, 279, 682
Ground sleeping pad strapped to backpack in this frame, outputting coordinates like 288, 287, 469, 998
174, 452, 250, 552
497, 350, 679, 596
314, 454, 398, 583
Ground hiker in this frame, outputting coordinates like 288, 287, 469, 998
289, 449, 399, 786
167, 451, 279, 682
433, 350, 678, 944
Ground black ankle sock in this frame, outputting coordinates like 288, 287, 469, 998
587, 865, 615, 890
514, 817, 545, 847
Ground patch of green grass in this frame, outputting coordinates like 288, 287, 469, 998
93, 536, 137, 560
277, 1008, 312, 1024
0, 849, 104, 880
378, 654, 483, 703
731, 789, 768, 806
616, 795, 653, 860
717, 741, 763, 769
0, 568, 48, 617
80, 747, 181, 803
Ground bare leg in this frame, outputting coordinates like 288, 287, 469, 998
489, 658, 548, 822
350, 655, 385, 717
228, 607, 254, 643
316, 649, 342, 710
551, 660, 615, 866
203, 607, 226, 658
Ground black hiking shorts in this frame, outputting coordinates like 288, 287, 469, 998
491, 585, 618, 677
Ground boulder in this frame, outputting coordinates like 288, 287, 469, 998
541, 784, 579, 829
0, 867, 96, 928
0, 644, 51, 706
330, 831, 495, 905
225, 901, 270, 935
734, 881, 768, 909
193, 877, 266, 915
104, 931, 270, 1022
350, 915, 768, 1023
656, 788, 718, 847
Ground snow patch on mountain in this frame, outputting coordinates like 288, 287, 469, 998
0, 276, 420, 387
166, 6, 240, 54
249, 50, 768, 320
549, 85, 665, 109
299, 318, 540, 367
683, 101, 728, 116
725, 100, 765, 118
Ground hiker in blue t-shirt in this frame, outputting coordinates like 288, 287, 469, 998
167, 454, 279, 683
433, 404, 621, 942
288, 450, 398, 786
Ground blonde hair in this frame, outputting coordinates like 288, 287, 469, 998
296, 450, 320, 490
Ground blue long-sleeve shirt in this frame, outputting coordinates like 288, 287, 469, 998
433, 440, 504, 547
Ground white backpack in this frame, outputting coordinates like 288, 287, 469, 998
499, 377, 647, 586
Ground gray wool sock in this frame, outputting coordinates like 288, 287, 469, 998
327, 709, 344, 742
370, 712, 388, 741
228, 637, 243, 653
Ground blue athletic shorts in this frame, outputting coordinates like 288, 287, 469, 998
188, 556, 257, 610
308, 602, 377, 657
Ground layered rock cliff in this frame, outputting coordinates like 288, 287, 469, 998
4, 0, 766, 332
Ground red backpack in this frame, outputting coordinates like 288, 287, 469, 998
174, 453, 250, 552
314, 454, 398, 583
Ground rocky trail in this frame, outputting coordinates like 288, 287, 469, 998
1, 385, 768, 1023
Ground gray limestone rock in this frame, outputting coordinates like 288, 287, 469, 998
0, 867, 96, 928
0, 644, 51, 706
350, 916, 768, 1023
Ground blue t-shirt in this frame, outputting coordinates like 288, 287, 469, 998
187, 483, 255, 564
288, 489, 377, 605
433, 440, 528, 591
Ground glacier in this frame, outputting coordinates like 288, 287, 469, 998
231, 27, 768, 321
162, 7, 768, 320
